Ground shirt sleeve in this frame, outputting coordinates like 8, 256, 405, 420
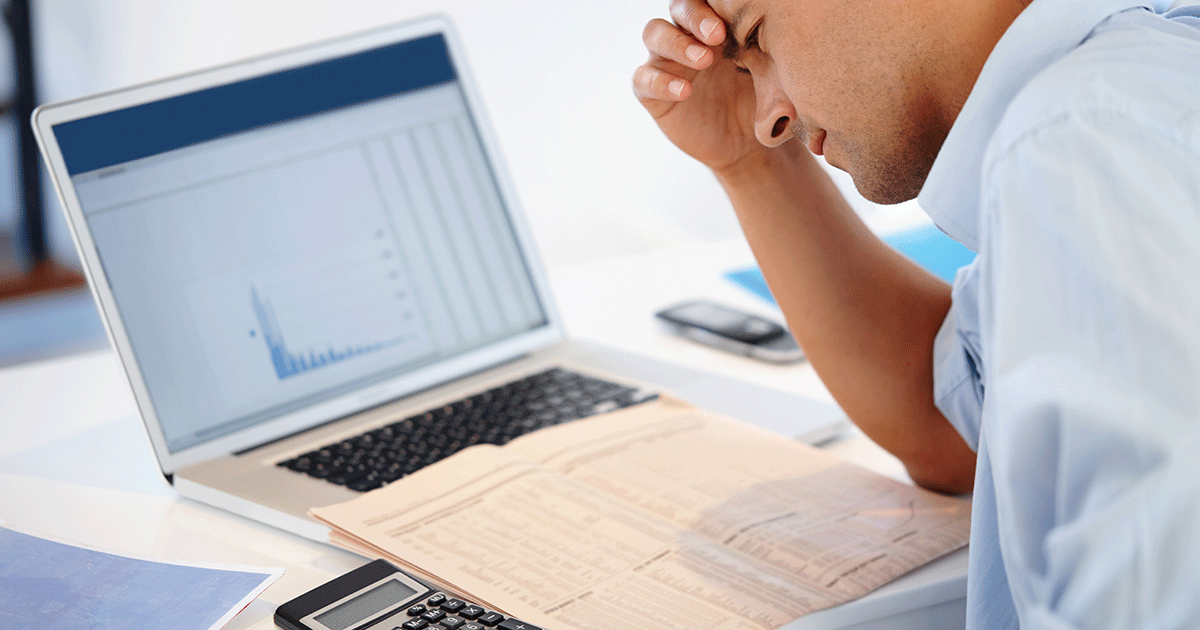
981, 106, 1200, 630
931, 256, 985, 452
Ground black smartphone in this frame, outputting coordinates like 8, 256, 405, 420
655, 300, 805, 364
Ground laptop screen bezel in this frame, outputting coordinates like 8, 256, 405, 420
32, 14, 566, 476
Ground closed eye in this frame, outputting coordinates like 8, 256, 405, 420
744, 21, 762, 52
730, 21, 763, 74
724, 15, 763, 52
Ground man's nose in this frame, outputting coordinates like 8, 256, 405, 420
753, 71, 796, 148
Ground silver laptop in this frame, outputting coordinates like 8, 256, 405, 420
32, 15, 847, 542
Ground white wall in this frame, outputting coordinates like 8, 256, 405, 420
32, 1, 917, 269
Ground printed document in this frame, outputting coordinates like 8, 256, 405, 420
312, 398, 970, 630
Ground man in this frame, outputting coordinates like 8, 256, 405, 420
633, 0, 1200, 628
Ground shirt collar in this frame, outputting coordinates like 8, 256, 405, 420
916, 0, 1170, 252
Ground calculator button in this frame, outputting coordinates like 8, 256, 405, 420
440, 616, 465, 629
476, 612, 504, 626
497, 620, 541, 630
459, 605, 484, 619
426, 593, 447, 607
401, 620, 429, 630
461, 624, 484, 630
441, 599, 466, 613
407, 604, 428, 616
421, 609, 447, 623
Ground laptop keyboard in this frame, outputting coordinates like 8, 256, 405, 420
277, 368, 657, 492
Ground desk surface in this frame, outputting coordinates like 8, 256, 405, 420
0, 240, 967, 630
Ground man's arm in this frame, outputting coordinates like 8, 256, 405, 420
634, 0, 975, 493
718, 144, 975, 493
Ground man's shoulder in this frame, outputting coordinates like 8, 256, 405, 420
992, 8, 1200, 157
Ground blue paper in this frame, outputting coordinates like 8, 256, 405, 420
0, 528, 278, 630
725, 224, 976, 305
725, 268, 776, 304
882, 223, 977, 284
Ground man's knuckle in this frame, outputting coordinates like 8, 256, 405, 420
669, 0, 696, 27
644, 19, 673, 49
632, 67, 655, 96
632, 67, 650, 93
642, 20, 658, 42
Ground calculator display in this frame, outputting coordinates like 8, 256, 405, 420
314, 579, 417, 630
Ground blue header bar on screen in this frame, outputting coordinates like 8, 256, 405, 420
53, 33, 457, 176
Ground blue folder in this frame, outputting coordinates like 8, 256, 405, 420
725, 223, 976, 305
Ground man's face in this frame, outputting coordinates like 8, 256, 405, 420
709, 0, 948, 204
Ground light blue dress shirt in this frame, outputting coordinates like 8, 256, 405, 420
917, 1, 1200, 628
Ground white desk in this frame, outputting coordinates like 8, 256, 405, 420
0, 240, 967, 630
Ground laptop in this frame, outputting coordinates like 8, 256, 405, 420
31, 15, 847, 542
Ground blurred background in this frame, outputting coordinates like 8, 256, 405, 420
0, 0, 926, 367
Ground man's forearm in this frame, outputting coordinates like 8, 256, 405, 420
716, 143, 976, 493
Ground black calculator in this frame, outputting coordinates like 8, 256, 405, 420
276, 559, 543, 630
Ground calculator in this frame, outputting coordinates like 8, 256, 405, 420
276, 559, 543, 630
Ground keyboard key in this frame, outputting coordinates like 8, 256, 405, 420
439, 617, 465, 629
348, 478, 384, 492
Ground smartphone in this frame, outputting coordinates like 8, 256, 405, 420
655, 300, 805, 364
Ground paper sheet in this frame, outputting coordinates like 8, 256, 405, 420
312, 399, 970, 630
0, 526, 282, 630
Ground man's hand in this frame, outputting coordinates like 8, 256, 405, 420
633, 0, 763, 173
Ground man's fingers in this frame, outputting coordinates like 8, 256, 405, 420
668, 0, 726, 47
642, 18, 714, 70
632, 63, 691, 104
634, 5, 727, 111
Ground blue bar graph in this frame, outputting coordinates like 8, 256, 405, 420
250, 286, 402, 380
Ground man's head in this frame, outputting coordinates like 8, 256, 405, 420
707, 0, 1025, 204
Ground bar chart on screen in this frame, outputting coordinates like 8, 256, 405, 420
250, 285, 404, 380
186, 231, 438, 406
160, 143, 444, 416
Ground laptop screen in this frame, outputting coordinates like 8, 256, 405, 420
52, 34, 548, 453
